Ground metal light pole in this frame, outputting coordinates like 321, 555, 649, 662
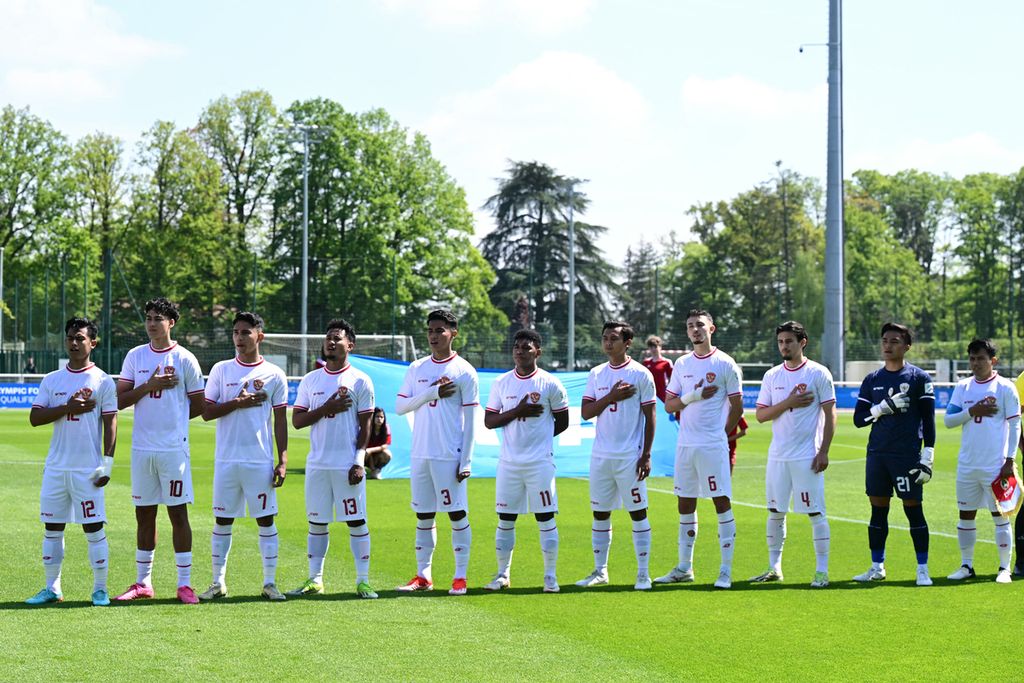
301, 126, 310, 372
823, 0, 845, 380
567, 184, 576, 371
0, 247, 4, 355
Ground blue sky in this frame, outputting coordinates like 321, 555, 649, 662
1, 0, 1021, 261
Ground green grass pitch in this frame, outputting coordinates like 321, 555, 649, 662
0, 409, 1014, 681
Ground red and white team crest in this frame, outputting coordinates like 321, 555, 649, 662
992, 470, 1023, 517
79, 387, 93, 399
795, 383, 807, 393
252, 378, 264, 391
338, 386, 349, 395
164, 366, 176, 376
983, 395, 998, 406
529, 392, 541, 403
705, 372, 716, 384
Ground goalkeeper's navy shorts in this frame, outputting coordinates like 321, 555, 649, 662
865, 452, 924, 501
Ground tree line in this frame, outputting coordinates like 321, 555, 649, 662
3, 90, 1023, 371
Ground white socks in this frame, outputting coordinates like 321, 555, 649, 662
308, 523, 330, 583
957, 520, 977, 567
136, 549, 155, 586
810, 514, 831, 573
766, 512, 786, 572
717, 511, 736, 573
175, 552, 192, 588
84, 529, 109, 592
496, 521, 516, 577
42, 530, 64, 593
632, 518, 652, 574
539, 521, 559, 577
258, 524, 279, 586
995, 517, 1013, 570
349, 523, 371, 584
592, 518, 612, 571
678, 513, 697, 570
452, 519, 472, 580
415, 523, 436, 581
211, 524, 233, 585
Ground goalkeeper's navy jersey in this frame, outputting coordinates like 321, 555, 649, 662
854, 363, 935, 456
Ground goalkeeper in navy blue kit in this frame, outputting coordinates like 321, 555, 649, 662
852, 323, 936, 586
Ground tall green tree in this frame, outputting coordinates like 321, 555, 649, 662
621, 239, 662, 336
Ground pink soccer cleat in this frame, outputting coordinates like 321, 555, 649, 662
115, 583, 155, 601
176, 586, 199, 604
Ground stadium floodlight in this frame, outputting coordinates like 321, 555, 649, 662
279, 123, 329, 373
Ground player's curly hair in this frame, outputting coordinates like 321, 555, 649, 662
65, 317, 99, 340
967, 338, 997, 358
513, 328, 542, 348
880, 322, 912, 345
144, 297, 180, 322
325, 318, 356, 343
427, 309, 458, 329
602, 320, 635, 343
776, 320, 808, 342
234, 311, 265, 329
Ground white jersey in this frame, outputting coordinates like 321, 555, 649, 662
294, 364, 375, 470
205, 356, 288, 464
486, 367, 569, 464
583, 358, 657, 459
119, 342, 205, 452
949, 374, 1021, 472
33, 364, 118, 472
756, 359, 836, 461
666, 348, 742, 447
398, 353, 479, 461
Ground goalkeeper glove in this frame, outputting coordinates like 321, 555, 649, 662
868, 392, 909, 421
91, 455, 114, 483
909, 446, 934, 484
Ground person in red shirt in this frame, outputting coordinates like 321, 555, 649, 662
727, 416, 749, 473
365, 407, 392, 479
642, 336, 676, 421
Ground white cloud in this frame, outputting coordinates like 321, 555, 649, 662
848, 133, 1022, 178
375, 0, 593, 33
0, 0, 179, 102
681, 75, 827, 118
418, 51, 654, 243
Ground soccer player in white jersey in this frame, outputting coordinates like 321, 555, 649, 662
482, 329, 569, 593
750, 321, 836, 587
654, 308, 743, 589
576, 320, 657, 591
199, 311, 289, 601
26, 318, 118, 607
113, 298, 205, 604
944, 339, 1020, 584
395, 309, 479, 596
288, 318, 379, 599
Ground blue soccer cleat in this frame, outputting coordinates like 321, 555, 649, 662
25, 588, 63, 605
91, 589, 111, 606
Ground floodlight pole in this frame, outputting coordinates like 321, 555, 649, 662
567, 183, 576, 371
823, 0, 845, 381
301, 126, 310, 372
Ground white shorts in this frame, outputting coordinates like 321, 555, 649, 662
410, 458, 467, 513
589, 456, 647, 512
212, 461, 278, 519
40, 468, 107, 524
766, 458, 825, 514
673, 444, 732, 499
956, 468, 1001, 512
496, 459, 557, 515
306, 468, 367, 522
131, 448, 193, 506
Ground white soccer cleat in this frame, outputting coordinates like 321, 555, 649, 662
483, 574, 510, 592
810, 571, 829, 588
749, 568, 783, 583
634, 573, 652, 591
946, 564, 976, 581
542, 575, 560, 593
198, 582, 228, 601
653, 566, 694, 584
262, 583, 287, 601
996, 568, 1012, 584
852, 565, 886, 582
916, 567, 933, 587
713, 571, 732, 589
575, 569, 609, 587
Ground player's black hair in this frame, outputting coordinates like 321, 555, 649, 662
144, 297, 180, 322
686, 308, 714, 325
65, 317, 99, 340
325, 318, 356, 343
602, 320, 635, 343
967, 338, 998, 358
427, 309, 458, 329
233, 311, 265, 329
776, 320, 808, 343
513, 328, 543, 348
880, 322, 912, 345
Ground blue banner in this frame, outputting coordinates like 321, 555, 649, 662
0, 382, 40, 408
